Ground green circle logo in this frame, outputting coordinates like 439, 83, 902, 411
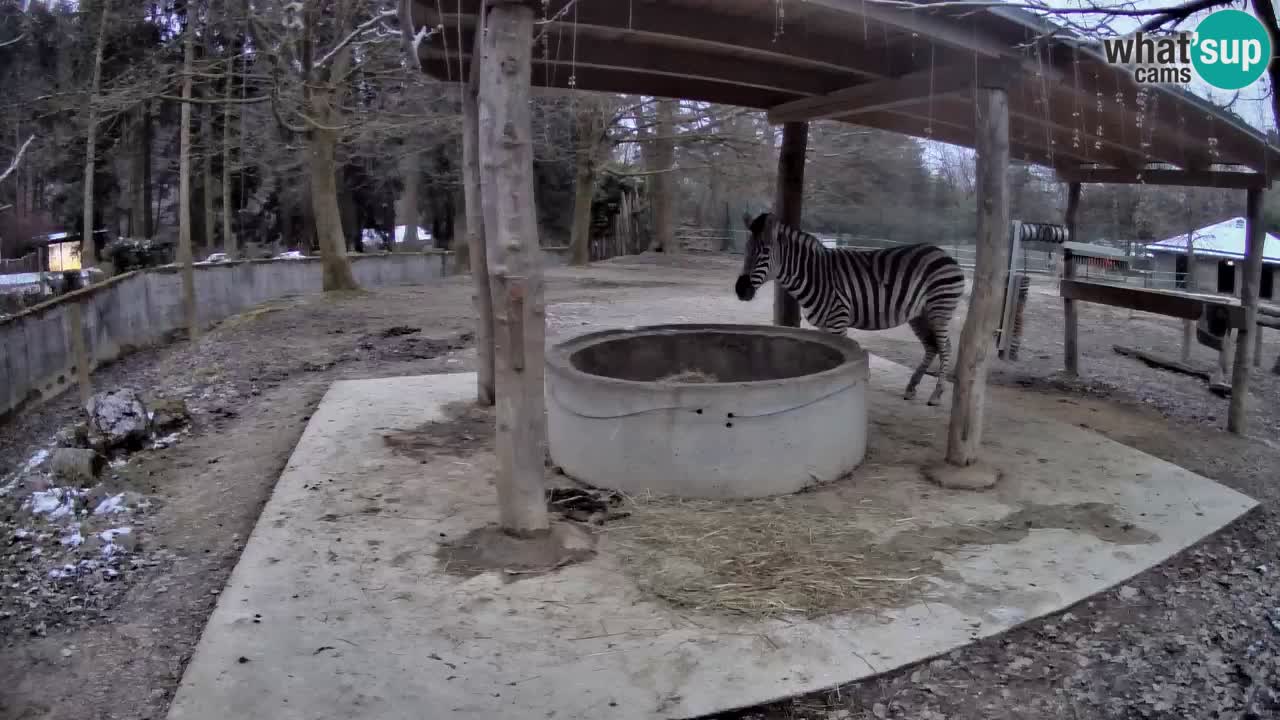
1192, 9, 1272, 90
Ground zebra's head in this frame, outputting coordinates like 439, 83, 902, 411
735, 211, 776, 301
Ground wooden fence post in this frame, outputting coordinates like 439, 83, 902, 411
461, 10, 495, 406
1228, 187, 1265, 434
773, 121, 807, 327
67, 301, 93, 408
943, 85, 1009, 473
1062, 182, 1080, 375
478, 0, 549, 535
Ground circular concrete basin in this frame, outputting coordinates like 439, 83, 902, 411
545, 323, 869, 499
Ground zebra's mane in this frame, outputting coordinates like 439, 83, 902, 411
771, 218, 830, 253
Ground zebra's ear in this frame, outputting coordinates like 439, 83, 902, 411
742, 212, 754, 230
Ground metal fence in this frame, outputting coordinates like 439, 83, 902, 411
0, 252, 39, 275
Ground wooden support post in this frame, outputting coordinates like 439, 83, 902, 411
945, 86, 1009, 469
67, 302, 92, 408
1254, 323, 1264, 368
1062, 182, 1080, 375
773, 121, 807, 327
461, 12, 495, 406
1228, 187, 1266, 434
477, 0, 549, 535
1181, 212, 1197, 363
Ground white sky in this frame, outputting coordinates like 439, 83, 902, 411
1040, 0, 1275, 132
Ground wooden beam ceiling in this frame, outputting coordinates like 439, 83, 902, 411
1055, 167, 1271, 189
442, 27, 849, 98
422, 3, 917, 82
419, 54, 804, 109
766, 61, 1019, 124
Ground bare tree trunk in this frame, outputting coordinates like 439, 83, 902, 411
81, 0, 111, 268
142, 102, 153, 237
397, 149, 418, 253
945, 86, 1010, 468
478, 1, 549, 536
128, 108, 147, 238
462, 14, 493, 405
569, 107, 602, 266
650, 99, 676, 253
178, 18, 199, 340
308, 124, 360, 291
202, 101, 217, 255
303, 34, 360, 292
221, 53, 236, 256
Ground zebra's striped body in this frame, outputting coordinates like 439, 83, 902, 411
735, 212, 966, 404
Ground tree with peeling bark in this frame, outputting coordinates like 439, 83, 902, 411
476, 0, 550, 536
178, 9, 199, 340
80, 0, 111, 269
253, 0, 407, 291
568, 98, 611, 266
648, 99, 677, 253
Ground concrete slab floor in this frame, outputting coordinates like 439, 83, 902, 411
166, 363, 1256, 720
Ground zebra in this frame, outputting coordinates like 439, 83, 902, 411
734, 212, 967, 405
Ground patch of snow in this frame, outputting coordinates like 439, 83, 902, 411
28, 488, 82, 520
148, 430, 185, 449
99, 527, 132, 557
13, 529, 30, 540
94, 493, 127, 516
60, 525, 84, 547
0, 447, 54, 496
21, 448, 51, 474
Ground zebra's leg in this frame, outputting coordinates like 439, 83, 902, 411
926, 313, 953, 406
905, 316, 938, 401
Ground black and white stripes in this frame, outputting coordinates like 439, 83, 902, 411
735, 212, 967, 405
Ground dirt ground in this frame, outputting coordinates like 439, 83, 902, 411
2, 253, 1279, 720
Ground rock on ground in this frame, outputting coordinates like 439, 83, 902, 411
85, 388, 150, 451
43, 448, 106, 487
149, 397, 191, 432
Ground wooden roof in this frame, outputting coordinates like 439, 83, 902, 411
408, 0, 1280, 181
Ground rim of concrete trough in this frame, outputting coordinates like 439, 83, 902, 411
546, 322, 870, 390
545, 323, 872, 498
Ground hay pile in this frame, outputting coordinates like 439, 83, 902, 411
608, 495, 941, 619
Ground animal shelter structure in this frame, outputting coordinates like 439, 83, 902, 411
163, 5, 1277, 716
403, 0, 1280, 530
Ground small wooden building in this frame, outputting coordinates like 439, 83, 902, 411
1146, 217, 1280, 300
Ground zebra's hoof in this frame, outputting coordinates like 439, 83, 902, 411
926, 395, 945, 407
903, 391, 917, 401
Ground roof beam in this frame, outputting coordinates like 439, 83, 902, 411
766, 60, 1018, 124
421, 3, 910, 81
418, 54, 805, 109
804, 0, 1009, 58
1055, 167, 1272, 189
441, 26, 845, 98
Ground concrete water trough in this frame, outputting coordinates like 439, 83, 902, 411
545, 323, 869, 498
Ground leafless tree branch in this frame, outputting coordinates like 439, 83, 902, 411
0, 134, 34, 184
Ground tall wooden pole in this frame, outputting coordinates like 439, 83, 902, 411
478, 0, 549, 536
773, 121, 807, 327
1180, 209, 1198, 363
945, 86, 1009, 467
1062, 182, 1081, 375
1228, 187, 1266, 434
462, 12, 495, 406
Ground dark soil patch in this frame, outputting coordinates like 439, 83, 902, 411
358, 330, 474, 361
382, 400, 494, 459
435, 522, 596, 580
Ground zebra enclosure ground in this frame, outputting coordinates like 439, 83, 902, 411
734, 212, 968, 405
